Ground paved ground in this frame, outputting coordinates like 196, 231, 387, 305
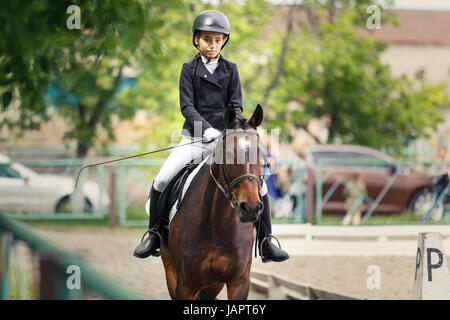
20, 224, 450, 300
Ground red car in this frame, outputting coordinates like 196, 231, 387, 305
303, 144, 443, 220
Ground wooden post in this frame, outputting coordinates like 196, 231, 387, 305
39, 253, 60, 299
295, 166, 304, 222
306, 167, 315, 224
39, 253, 79, 300
109, 166, 117, 227
315, 164, 323, 225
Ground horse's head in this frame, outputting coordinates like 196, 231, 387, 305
212, 104, 265, 223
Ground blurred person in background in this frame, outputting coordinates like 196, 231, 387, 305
269, 135, 312, 219
262, 133, 294, 218
342, 172, 367, 226
430, 145, 449, 213
431, 145, 448, 176
286, 135, 312, 220
263, 136, 284, 204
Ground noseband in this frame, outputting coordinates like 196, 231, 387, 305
209, 129, 265, 208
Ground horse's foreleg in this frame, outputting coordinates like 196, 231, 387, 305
226, 254, 252, 300
174, 267, 203, 300
197, 283, 225, 300
226, 275, 250, 300
161, 252, 177, 299
175, 277, 200, 300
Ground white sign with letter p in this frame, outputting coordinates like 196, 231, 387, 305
413, 232, 450, 299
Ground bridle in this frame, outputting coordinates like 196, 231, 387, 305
209, 129, 270, 208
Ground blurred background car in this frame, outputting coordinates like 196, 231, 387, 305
304, 144, 444, 220
0, 153, 110, 214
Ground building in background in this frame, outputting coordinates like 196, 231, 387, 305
375, 9, 450, 157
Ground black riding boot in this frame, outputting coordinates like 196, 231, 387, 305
133, 182, 162, 259
254, 193, 290, 263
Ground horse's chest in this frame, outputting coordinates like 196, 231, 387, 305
200, 250, 248, 281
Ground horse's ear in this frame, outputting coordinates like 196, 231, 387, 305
224, 106, 236, 128
249, 104, 263, 128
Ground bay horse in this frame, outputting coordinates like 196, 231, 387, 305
160, 104, 265, 300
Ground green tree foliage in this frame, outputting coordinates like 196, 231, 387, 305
0, 0, 181, 156
259, 1, 448, 152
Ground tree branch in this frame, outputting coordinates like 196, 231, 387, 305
88, 66, 123, 128
299, 2, 320, 34
262, 6, 294, 107
328, 0, 336, 23
78, 103, 86, 124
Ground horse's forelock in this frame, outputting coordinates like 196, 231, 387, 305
236, 116, 251, 130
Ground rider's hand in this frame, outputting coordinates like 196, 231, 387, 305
203, 128, 221, 142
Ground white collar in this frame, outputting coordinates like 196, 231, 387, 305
201, 53, 220, 64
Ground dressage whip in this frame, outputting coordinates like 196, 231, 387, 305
74, 136, 216, 189
74, 132, 276, 189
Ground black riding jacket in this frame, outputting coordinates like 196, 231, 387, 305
179, 53, 243, 138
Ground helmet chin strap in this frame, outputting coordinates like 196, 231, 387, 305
194, 44, 221, 64
205, 53, 220, 64
198, 49, 220, 64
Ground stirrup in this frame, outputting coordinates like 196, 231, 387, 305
259, 234, 282, 256
141, 229, 162, 243
140, 229, 163, 257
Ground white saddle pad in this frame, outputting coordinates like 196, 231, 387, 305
145, 154, 212, 227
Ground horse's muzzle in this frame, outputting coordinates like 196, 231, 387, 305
237, 200, 264, 223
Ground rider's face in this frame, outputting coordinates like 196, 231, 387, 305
195, 31, 226, 60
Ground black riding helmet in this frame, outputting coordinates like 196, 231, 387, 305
192, 10, 230, 51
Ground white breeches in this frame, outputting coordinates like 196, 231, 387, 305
153, 136, 267, 196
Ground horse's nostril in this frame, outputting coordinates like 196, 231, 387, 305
257, 201, 264, 212
239, 202, 250, 213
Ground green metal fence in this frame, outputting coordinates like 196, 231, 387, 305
0, 211, 146, 299
113, 159, 165, 227
3, 154, 449, 227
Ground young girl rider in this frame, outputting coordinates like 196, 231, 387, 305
134, 10, 289, 264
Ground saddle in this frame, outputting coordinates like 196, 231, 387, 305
156, 160, 200, 225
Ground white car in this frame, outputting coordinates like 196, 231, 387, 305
0, 154, 110, 214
